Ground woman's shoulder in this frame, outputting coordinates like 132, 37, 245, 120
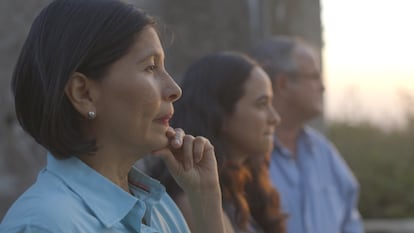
1, 171, 88, 232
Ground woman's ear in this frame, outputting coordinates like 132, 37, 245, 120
64, 72, 99, 119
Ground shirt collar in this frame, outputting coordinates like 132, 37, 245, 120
46, 153, 164, 228
129, 164, 165, 204
273, 126, 315, 158
301, 126, 316, 152
273, 136, 291, 158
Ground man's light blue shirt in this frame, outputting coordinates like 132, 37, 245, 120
270, 127, 364, 233
0, 153, 190, 233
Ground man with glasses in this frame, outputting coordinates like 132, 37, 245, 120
250, 36, 364, 233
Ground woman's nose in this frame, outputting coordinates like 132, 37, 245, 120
269, 105, 281, 126
163, 71, 182, 102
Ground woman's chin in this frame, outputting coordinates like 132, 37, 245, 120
149, 136, 169, 152
253, 141, 273, 155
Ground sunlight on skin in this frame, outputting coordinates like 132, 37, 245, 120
321, 0, 414, 128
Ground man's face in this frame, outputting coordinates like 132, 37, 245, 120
284, 45, 324, 120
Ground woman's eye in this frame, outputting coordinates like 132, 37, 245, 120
256, 101, 266, 108
258, 100, 271, 109
145, 64, 157, 72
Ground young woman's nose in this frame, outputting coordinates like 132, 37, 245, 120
269, 105, 281, 126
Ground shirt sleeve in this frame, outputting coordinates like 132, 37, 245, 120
328, 143, 364, 233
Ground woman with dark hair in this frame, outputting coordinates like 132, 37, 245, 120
0, 1, 227, 233
148, 52, 286, 233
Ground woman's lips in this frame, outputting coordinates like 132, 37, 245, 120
155, 115, 172, 126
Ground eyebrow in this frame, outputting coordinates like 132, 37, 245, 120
136, 48, 164, 64
137, 55, 155, 64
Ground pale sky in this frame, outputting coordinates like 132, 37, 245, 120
321, 0, 414, 128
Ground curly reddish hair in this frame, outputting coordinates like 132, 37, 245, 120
245, 154, 287, 233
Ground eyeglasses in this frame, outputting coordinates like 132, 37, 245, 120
288, 71, 322, 81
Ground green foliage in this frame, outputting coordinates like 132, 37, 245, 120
327, 120, 414, 218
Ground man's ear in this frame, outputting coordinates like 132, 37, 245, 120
273, 73, 291, 98
64, 72, 99, 118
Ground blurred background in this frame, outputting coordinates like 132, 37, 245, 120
0, 0, 413, 232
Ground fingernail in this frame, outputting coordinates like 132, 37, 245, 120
174, 139, 180, 146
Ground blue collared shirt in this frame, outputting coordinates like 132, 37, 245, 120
269, 127, 364, 233
0, 153, 190, 233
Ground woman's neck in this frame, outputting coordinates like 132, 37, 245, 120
78, 147, 143, 192
224, 146, 249, 166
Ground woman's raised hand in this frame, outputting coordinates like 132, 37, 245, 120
152, 127, 227, 233
152, 127, 220, 195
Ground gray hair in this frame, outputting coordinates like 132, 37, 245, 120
250, 36, 305, 80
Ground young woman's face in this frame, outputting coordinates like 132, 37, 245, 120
223, 67, 280, 159
92, 26, 181, 155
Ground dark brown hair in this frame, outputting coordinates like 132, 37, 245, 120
12, 0, 155, 158
172, 52, 256, 231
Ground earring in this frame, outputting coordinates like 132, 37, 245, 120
87, 111, 96, 120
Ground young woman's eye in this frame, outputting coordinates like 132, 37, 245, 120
258, 100, 272, 109
256, 101, 266, 108
145, 64, 157, 72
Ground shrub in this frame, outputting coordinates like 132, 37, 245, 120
327, 120, 414, 218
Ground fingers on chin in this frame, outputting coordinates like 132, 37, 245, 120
168, 128, 185, 148
168, 132, 214, 170
193, 136, 207, 163
182, 135, 195, 170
